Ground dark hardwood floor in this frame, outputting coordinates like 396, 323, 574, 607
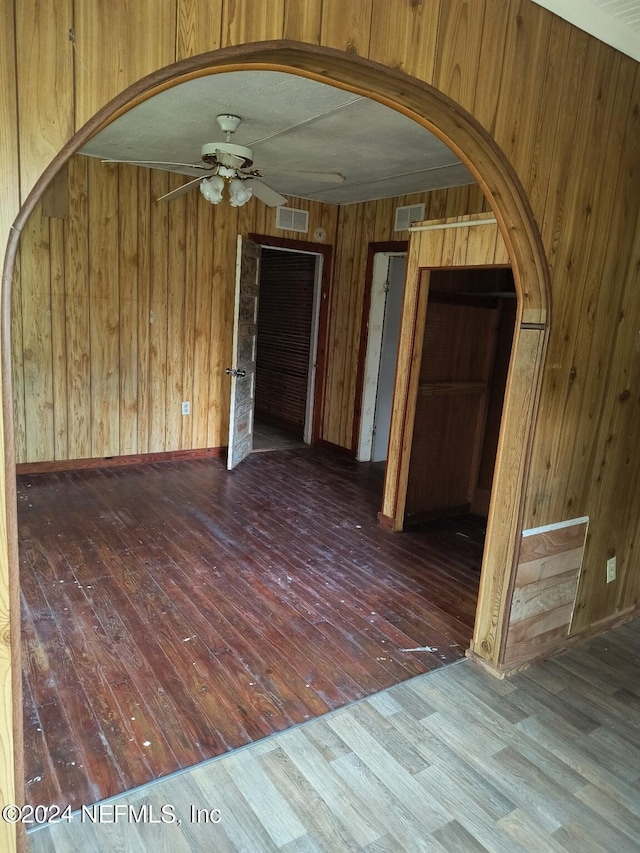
18, 447, 483, 810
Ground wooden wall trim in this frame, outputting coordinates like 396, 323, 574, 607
15, 446, 224, 476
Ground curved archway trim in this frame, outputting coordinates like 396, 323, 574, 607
2, 44, 550, 803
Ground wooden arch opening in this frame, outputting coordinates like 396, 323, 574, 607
3, 40, 550, 822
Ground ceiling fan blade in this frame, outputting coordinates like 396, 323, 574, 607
263, 169, 345, 184
157, 177, 203, 202
249, 179, 288, 208
102, 158, 212, 172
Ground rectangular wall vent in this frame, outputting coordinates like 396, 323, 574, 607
394, 203, 426, 232
276, 206, 309, 234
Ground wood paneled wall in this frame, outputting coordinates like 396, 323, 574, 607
11, 157, 338, 464
2, 2, 640, 844
503, 520, 589, 669
323, 184, 489, 449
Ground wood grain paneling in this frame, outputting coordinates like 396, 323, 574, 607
323, 187, 490, 450
2, 4, 640, 842
15, 0, 74, 200
368, 0, 440, 81
222, 0, 285, 45
0, 7, 19, 827
12, 157, 339, 464
176, 0, 223, 59
284, 0, 323, 44
73, 1, 177, 129
321, 0, 373, 55
502, 519, 588, 668
433, 0, 487, 114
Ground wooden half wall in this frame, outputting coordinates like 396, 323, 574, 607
501, 518, 589, 671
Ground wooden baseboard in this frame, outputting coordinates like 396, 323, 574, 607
377, 511, 395, 530
467, 602, 640, 679
16, 447, 224, 475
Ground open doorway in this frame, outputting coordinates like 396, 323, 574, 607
253, 246, 322, 452
358, 250, 408, 463
404, 267, 516, 525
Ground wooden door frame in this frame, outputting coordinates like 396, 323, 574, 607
248, 233, 333, 446
2, 42, 550, 823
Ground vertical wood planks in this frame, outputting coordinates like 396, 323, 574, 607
12, 159, 346, 464
433, 0, 486, 114
176, 0, 223, 59
165, 175, 187, 452
323, 189, 488, 448
136, 168, 152, 454
148, 170, 169, 452
118, 164, 140, 456
491, 1, 552, 190
283, 0, 323, 43
73, 0, 176, 129
20, 206, 54, 462
221, 0, 285, 45
87, 159, 119, 457
368, 0, 439, 82
50, 215, 68, 461
64, 157, 91, 459
320, 0, 373, 55
1, 6, 20, 817
15, 0, 74, 200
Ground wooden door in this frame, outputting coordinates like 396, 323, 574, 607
227, 235, 260, 470
404, 296, 498, 521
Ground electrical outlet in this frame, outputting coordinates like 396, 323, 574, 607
606, 556, 616, 583
181, 401, 191, 416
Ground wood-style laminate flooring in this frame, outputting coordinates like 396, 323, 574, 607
19, 448, 483, 812
27, 619, 640, 852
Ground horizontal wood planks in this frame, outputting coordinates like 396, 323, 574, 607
19, 448, 483, 810
502, 520, 588, 668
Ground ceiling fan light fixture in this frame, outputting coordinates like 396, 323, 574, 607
200, 174, 224, 204
228, 176, 253, 207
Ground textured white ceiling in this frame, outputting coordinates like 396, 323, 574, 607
531, 0, 640, 60
80, 71, 475, 205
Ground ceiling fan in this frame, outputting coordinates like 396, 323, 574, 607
102, 114, 345, 208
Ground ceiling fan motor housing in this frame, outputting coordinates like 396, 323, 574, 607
201, 142, 253, 168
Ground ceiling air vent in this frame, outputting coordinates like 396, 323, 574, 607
276, 206, 309, 234
394, 203, 426, 232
